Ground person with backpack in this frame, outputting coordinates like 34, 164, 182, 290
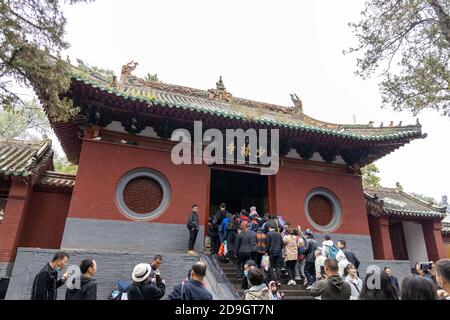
294, 229, 307, 284
31, 251, 70, 300
167, 262, 213, 300
65, 259, 97, 300
225, 214, 239, 262
128, 263, 165, 300
187, 204, 200, 256
322, 235, 337, 259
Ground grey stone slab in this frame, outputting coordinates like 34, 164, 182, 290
61, 218, 205, 253
6, 247, 199, 300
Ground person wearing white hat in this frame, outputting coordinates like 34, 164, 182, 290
128, 263, 166, 300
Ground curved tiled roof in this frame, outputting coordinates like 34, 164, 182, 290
0, 139, 53, 177
38, 171, 75, 188
364, 187, 447, 220
69, 63, 425, 142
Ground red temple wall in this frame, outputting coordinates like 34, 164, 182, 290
274, 165, 370, 235
19, 191, 71, 249
68, 140, 210, 226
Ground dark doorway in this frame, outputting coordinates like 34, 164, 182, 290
209, 169, 268, 216
389, 221, 409, 260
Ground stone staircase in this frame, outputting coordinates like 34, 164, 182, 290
217, 259, 316, 300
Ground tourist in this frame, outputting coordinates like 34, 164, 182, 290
302, 228, 318, 287
314, 249, 326, 282
266, 226, 284, 285
243, 267, 273, 300
400, 274, 437, 300
247, 224, 258, 263
336, 249, 351, 277
255, 227, 267, 267
128, 263, 165, 300
65, 259, 97, 300
149, 254, 163, 279
167, 261, 213, 300
415, 262, 435, 285
221, 213, 232, 242
214, 202, 228, 244
225, 214, 239, 261
241, 260, 268, 289
343, 263, 362, 300
294, 229, 306, 283
337, 240, 360, 270
358, 269, 398, 300
268, 281, 284, 300
308, 259, 351, 300
31, 251, 69, 300
234, 221, 253, 279
283, 228, 298, 285
281, 221, 291, 238
208, 216, 220, 255
384, 267, 400, 293
321, 234, 336, 259
187, 204, 200, 256
435, 259, 450, 300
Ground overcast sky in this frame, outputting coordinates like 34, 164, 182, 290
59, 0, 449, 201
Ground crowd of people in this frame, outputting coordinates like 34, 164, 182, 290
208, 203, 450, 300
28, 202, 450, 301
30, 252, 213, 300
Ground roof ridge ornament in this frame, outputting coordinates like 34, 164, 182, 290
120, 60, 139, 83
208, 76, 232, 102
290, 93, 303, 115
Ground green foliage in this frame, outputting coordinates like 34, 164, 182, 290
53, 155, 77, 174
0, 0, 92, 121
346, 0, 450, 116
76, 58, 115, 83
145, 73, 159, 81
0, 100, 50, 139
362, 163, 381, 188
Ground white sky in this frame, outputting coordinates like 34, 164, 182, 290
58, 0, 449, 201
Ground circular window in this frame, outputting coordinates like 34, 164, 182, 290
304, 188, 341, 232
116, 169, 170, 221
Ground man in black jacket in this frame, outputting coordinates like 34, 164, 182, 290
128, 263, 166, 300
337, 240, 360, 269
167, 261, 213, 300
214, 202, 228, 244
31, 251, 69, 300
187, 204, 200, 256
303, 229, 318, 287
234, 222, 254, 279
65, 259, 97, 300
265, 226, 283, 285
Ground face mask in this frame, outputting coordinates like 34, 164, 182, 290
55, 266, 61, 272
244, 271, 248, 278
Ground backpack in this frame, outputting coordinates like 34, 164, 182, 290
328, 245, 339, 260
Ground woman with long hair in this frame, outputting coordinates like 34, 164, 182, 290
400, 275, 437, 300
358, 269, 399, 300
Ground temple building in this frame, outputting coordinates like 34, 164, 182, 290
0, 60, 448, 298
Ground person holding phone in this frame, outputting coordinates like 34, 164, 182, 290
31, 251, 70, 300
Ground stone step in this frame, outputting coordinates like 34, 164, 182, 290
236, 288, 311, 297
